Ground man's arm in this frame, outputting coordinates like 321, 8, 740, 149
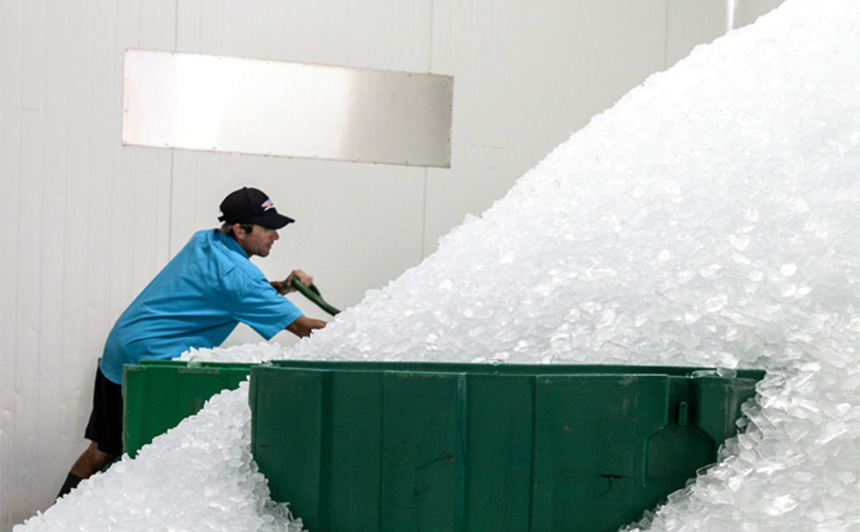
286, 315, 327, 337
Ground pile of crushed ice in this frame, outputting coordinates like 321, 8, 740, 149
17, 0, 859, 530
19, 381, 304, 532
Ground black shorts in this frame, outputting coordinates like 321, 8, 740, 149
84, 367, 124, 456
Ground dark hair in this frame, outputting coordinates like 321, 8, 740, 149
219, 222, 254, 237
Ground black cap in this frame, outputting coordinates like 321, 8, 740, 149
218, 187, 295, 229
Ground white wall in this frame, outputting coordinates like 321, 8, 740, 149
0, 0, 784, 529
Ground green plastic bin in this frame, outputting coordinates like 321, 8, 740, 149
122, 360, 254, 457
249, 361, 763, 532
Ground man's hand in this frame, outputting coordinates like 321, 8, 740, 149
288, 269, 314, 288
286, 315, 327, 338
271, 269, 315, 295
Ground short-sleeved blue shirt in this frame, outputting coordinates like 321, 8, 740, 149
99, 229, 303, 384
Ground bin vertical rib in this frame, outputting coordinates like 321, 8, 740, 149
454, 373, 468, 532
317, 370, 332, 532
377, 372, 385, 532
528, 374, 538, 532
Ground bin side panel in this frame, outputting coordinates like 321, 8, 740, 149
462, 374, 534, 532
248, 364, 764, 532
251, 369, 325, 530
123, 364, 250, 457
381, 372, 465, 531
531, 375, 670, 532
326, 371, 384, 531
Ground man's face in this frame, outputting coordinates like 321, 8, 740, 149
236, 224, 279, 258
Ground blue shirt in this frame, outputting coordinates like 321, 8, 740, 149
99, 229, 303, 384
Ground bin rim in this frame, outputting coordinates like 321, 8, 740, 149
255, 360, 766, 380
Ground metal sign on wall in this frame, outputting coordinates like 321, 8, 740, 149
122, 49, 453, 168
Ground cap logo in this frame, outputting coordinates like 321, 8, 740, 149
261, 199, 274, 211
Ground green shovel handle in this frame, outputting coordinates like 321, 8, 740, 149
290, 277, 341, 316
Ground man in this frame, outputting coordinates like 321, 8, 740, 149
58, 186, 326, 498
